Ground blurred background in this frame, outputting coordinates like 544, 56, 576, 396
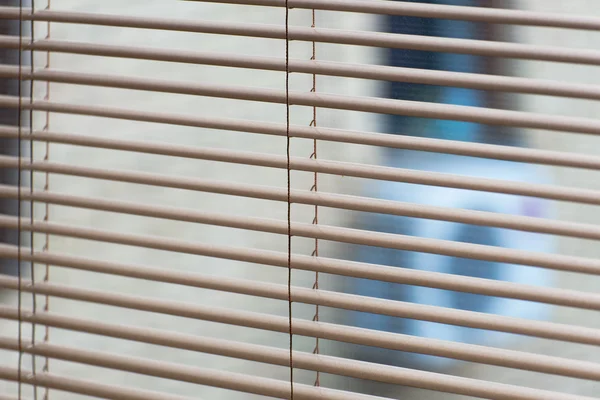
1, 0, 600, 399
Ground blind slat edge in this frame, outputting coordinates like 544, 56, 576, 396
2, 10, 600, 64
1, 273, 599, 347
2, 307, 600, 385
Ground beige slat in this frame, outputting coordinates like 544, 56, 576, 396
2, 273, 600, 347
1, 307, 600, 385
1, 9, 600, 64
4, 45, 600, 100
1, 63, 600, 134
3, 204, 600, 276
3, 243, 600, 311
180, 0, 600, 30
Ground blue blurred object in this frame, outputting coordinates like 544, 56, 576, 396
345, 0, 556, 372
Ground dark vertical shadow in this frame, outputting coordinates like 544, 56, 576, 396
0, 0, 31, 279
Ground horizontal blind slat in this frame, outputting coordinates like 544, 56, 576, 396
3, 126, 600, 177
2, 209, 600, 275
3, 134, 600, 240
2, 308, 600, 385
4, 149, 600, 206
0, 368, 195, 400
2, 70, 600, 134
1, 339, 593, 400
3, 9, 600, 64
5, 183, 600, 254
5, 179, 600, 242
7, 2, 600, 30
6, 153, 600, 210
1, 274, 600, 347
0, 354, 385, 400
180, 0, 600, 30
3, 243, 599, 311
4, 43, 600, 100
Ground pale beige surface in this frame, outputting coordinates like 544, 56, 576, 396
1, 0, 600, 399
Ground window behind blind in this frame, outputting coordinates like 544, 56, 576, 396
1, 0, 600, 399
